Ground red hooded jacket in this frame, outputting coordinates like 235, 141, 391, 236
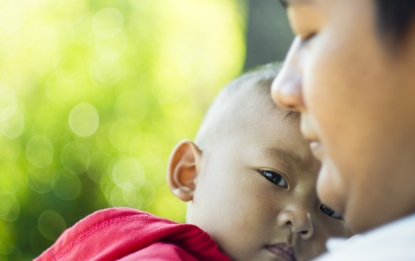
35, 208, 231, 261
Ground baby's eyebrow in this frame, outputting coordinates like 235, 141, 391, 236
264, 147, 302, 163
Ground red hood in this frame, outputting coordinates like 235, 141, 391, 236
35, 208, 231, 261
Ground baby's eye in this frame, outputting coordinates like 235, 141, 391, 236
320, 204, 343, 220
259, 170, 288, 188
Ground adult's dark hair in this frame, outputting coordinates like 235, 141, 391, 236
279, 0, 415, 46
375, 0, 415, 44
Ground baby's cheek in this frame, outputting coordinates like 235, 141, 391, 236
222, 197, 270, 256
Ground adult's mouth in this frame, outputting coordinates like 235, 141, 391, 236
309, 140, 324, 160
300, 116, 324, 160
265, 243, 296, 261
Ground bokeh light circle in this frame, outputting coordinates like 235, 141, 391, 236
122, 188, 142, 209
26, 164, 56, 194
109, 186, 128, 207
0, 221, 14, 254
32, 43, 60, 73
152, 71, 186, 104
60, 142, 89, 174
26, 135, 54, 168
38, 210, 66, 241
92, 8, 124, 39
87, 152, 111, 183
109, 119, 142, 152
73, 15, 95, 47
45, 70, 75, 103
112, 157, 145, 190
0, 3, 26, 34
115, 91, 149, 122
69, 102, 99, 137
0, 192, 20, 222
52, 169, 82, 200
140, 180, 155, 209
95, 31, 128, 58
0, 137, 22, 162
0, 163, 24, 194
0, 106, 24, 139
90, 57, 122, 87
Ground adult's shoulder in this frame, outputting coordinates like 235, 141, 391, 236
314, 213, 415, 261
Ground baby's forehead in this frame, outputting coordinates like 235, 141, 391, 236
205, 79, 315, 164
195, 64, 302, 148
197, 78, 296, 139
207, 80, 275, 128
223, 86, 315, 169
223, 78, 296, 123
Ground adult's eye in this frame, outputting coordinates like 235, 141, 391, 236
259, 170, 288, 188
320, 204, 343, 220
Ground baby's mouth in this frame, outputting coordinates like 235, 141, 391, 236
265, 243, 296, 261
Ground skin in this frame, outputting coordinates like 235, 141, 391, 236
271, 0, 415, 234
169, 80, 349, 261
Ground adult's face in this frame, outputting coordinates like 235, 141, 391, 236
271, 0, 415, 233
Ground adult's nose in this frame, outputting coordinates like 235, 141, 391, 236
277, 205, 314, 240
271, 37, 305, 111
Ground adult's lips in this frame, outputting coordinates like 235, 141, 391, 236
300, 115, 323, 160
265, 243, 296, 261
309, 140, 324, 160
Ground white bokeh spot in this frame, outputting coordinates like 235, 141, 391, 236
26, 135, 54, 168
69, 103, 99, 137
92, 8, 124, 39
0, 106, 24, 139
112, 157, 145, 190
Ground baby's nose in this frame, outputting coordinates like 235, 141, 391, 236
277, 208, 314, 240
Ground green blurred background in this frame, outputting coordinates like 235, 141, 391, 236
0, 0, 292, 260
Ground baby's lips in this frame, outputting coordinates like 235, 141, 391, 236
265, 243, 296, 261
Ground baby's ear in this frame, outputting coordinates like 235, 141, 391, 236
167, 140, 201, 202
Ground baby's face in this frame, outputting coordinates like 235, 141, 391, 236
188, 101, 349, 261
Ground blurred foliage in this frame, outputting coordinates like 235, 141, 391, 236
0, 0, 246, 260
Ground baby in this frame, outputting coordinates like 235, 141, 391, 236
36, 64, 349, 261
168, 63, 349, 261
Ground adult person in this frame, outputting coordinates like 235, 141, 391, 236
271, 0, 415, 260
